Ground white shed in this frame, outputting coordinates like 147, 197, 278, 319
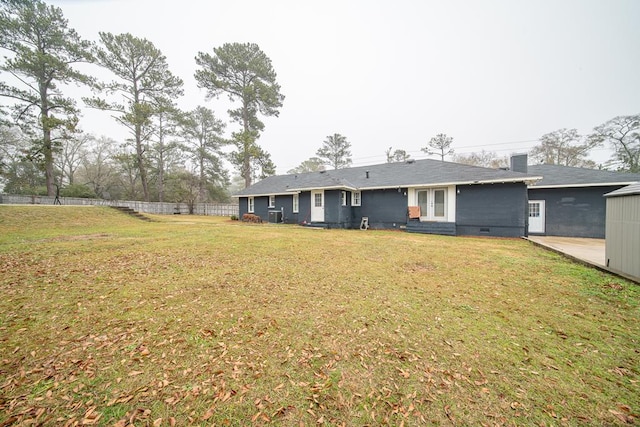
604, 183, 640, 282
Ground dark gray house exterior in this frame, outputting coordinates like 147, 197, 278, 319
520, 164, 640, 238
234, 159, 541, 238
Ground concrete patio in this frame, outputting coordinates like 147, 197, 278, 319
526, 236, 605, 268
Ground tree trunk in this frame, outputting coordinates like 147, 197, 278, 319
157, 150, 164, 203
199, 139, 206, 202
135, 126, 149, 202
157, 117, 165, 203
242, 105, 252, 188
133, 85, 149, 202
43, 130, 55, 196
40, 85, 55, 196
243, 141, 251, 188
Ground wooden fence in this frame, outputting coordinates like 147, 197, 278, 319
0, 194, 239, 217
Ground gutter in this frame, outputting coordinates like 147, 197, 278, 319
231, 191, 294, 198
529, 181, 639, 189
285, 185, 358, 192
357, 176, 543, 191
234, 176, 543, 197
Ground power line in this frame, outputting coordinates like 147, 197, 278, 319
455, 138, 541, 149
278, 137, 616, 171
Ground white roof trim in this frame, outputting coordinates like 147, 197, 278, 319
231, 192, 292, 198
285, 185, 358, 192
358, 176, 542, 190
234, 176, 542, 196
529, 181, 638, 189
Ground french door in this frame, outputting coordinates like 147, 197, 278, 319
417, 188, 447, 221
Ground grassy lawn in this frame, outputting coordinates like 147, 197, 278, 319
0, 205, 638, 426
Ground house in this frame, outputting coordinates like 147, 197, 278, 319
604, 183, 640, 282
234, 159, 541, 238
511, 156, 640, 238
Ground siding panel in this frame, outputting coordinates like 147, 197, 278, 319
358, 188, 408, 229
299, 192, 311, 224
456, 183, 527, 237
273, 195, 299, 224
528, 185, 624, 238
606, 194, 640, 280
324, 190, 351, 228
253, 196, 270, 221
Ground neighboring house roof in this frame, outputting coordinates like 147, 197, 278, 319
604, 182, 640, 198
528, 164, 640, 188
234, 159, 542, 197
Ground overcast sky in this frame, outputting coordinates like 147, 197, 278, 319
47, 0, 639, 174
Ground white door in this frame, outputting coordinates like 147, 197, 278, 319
311, 190, 324, 222
417, 188, 447, 221
528, 200, 545, 233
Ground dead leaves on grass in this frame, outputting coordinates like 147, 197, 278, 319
2, 214, 640, 425
609, 404, 638, 424
1, 308, 613, 426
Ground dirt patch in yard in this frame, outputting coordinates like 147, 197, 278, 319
38, 233, 113, 242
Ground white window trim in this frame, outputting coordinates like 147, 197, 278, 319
248, 197, 254, 213
351, 191, 361, 206
268, 195, 275, 208
292, 194, 299, 213
408, 186, 455, 222
341, 191, 347, 206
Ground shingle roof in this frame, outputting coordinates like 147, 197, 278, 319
528, 164, 640, 188
604, 182, 640, 197
234, 159, 541, 197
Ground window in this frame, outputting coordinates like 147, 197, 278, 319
434, 189, 445, 217
268, 195, 275, 208
417, 190, 429, 217
529, 203, 540, 217
314, 192, 323, 207
341, 191, 347, 206
292, 194, 299, 213
247, 197, 254, 213
351, 191, 361, 206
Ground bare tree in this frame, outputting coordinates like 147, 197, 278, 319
530, 128, 599, 168
0, 125, 40, 193
591, 114, 640, 172
112, 148, 141, 200
78, 136, 117, 199
453, 150, 509, 168
56, 133, 92, 186
0, 125, 22, 177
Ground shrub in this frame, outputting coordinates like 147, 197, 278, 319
60, 184, 97, 198
241, 213, 262, 223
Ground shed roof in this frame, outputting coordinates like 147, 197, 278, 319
527, 164, 640, 188
604, 182, 640, 197
234, 159, 541, 197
